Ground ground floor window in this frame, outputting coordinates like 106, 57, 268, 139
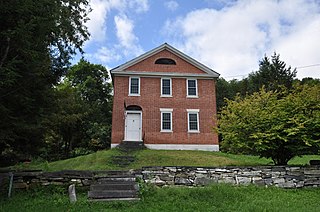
160, 108, 173, 132
187, 109, 200, 132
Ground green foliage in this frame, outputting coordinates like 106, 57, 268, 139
216, 53, 297, 112
1, 184, 320, 211
0, 0, 90, 165
43, 59, 113, 160
218, 84, 320, 165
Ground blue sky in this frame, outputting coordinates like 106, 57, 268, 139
80, 0, 320, 79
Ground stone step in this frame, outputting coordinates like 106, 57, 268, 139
88, 190, 138, 199
90, 183, 138, 191
95, 179, 136, 184
97, 176, 136, 182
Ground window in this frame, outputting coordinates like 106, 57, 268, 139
187, 79, 198, 97
129, 77, 140, 96
155, 58, 176, 65
161, 78, 172, 97
187, 109, 199, 132
160, 108, 173, 132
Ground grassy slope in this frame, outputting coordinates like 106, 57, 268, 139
13, 149, 320, 171
1, 184, 320, 211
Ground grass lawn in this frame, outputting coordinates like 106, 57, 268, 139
11, 149, 320, 171
1, 184, 320, 212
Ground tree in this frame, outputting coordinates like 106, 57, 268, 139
44, 59, 113, 160
0, 0, 90, 164
247, 52, 297, 93
218, 84, 320, 165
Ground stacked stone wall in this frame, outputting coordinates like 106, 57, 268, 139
1, 166, 320, 189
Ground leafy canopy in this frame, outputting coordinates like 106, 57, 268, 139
218, 84, 320, 165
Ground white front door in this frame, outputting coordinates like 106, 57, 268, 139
125, 112, 142, 141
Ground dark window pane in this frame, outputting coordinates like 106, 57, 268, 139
188, 80, 197, 96
189, 113, 198, 130
130, 78, 139, 94
162, 79, 171, 95
155, 58, 176, 65
162, 112, 171, 130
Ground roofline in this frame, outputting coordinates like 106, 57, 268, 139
110, 43, 220, 77
112, 71, 218, 79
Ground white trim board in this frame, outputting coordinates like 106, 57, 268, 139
144, 144, 219, 151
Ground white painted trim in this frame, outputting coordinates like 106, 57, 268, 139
161, 78, 172, 97
160, 110, 173, 132
187, 110, 200, 133
129, 77, 140, 96
160, 108, 173, 112
186, 109, 200, 112
145, 144, 219, 151
186, 78, 198, 98
113, 71, 216, 79
111, 143, 119, 148
125, 111, 142, 141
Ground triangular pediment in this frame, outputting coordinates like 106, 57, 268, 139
111, 43, 220, 78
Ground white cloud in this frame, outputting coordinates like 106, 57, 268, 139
94, 46, 121, 63
114, 15, 144, 57
85, 0, 148, 64
130, 0, 149, 13
164, 1, 179, 12
164, 0, 320, 79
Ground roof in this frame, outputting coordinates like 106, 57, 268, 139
110, 43, 220, 78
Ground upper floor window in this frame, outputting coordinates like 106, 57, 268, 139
129, 77, 140, 96
161, 78, 172, 97
187, 109, 200, 133
187, 79, 198, 97
155, 58, 176, 65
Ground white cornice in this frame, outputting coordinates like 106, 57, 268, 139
112, 71, 216, 79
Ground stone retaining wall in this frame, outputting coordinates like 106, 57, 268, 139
141, 166, 320, 188
1, 166, 320, 189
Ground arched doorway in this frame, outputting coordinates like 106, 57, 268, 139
124, 105, 142, 141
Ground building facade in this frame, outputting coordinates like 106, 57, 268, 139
111, 43, 220, 151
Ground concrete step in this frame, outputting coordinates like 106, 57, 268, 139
95, 179, 136, 184
97, 176, 136, 182
88, 190, 138, 199
90, 183, 138, 191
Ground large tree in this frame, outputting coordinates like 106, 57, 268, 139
0, 0, 91, 164
218, 84, 320, 165
44, 59, 113, 160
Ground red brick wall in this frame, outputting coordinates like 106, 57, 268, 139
111, 75, 218, 146
127, 49, 206, 74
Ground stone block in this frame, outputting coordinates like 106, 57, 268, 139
236, 176, 251, 185
14, 182, 29, 189
304, 169, 320, 175
273, 178, 285, 184
194, 177, 216, 186
175, 177, 193, 186
218, 177, 235, 184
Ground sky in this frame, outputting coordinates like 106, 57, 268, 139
79, 0, 320, 80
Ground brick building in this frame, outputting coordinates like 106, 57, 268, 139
110, 43, 220, 151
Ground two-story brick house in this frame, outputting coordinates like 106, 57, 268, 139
110, 43, 220, 151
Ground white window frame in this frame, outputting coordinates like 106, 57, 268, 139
160, 108, 173, 132
129, 77, 140, 96
161, 78, 172, 97
187, 109, 200, 133
186, 79, 198, 98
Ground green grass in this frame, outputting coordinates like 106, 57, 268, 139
1, 184, 320, 211
11, 149, 320, 171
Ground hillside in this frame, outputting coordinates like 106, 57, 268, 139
12, 149, 320, 171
